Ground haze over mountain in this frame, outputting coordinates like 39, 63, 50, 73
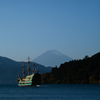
32, 50, 73, 67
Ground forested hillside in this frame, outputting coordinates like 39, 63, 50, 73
41, 52, 100, 84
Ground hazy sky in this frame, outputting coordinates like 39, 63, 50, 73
0, 0, 100, 61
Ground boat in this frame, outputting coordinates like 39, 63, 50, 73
18, 57, 41, 86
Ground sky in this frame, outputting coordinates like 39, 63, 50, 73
0, 0, 100, 61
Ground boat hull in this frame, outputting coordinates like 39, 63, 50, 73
18, 73, 41, 87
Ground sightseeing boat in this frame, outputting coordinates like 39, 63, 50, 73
18, 57, 41, 86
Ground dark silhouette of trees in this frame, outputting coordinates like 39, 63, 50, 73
41, 52, 100, 84
84, 55, 89, 59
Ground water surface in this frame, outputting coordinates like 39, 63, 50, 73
0, 84, 100, 100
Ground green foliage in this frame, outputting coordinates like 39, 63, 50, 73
41, 52, 100, 84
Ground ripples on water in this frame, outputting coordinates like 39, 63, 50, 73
0, 84, 100, 100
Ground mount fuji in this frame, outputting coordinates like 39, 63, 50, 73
32, 50, 73, 67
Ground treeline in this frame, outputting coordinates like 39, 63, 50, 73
41, 52, 100, 84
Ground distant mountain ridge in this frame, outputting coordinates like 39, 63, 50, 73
0, 50, 72, 83
0, 56, 52, 83
32, 50, 73, 67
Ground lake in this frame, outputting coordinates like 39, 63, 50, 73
0, 84, 100, 100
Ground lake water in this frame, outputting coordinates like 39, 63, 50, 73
0, 84, 100, 100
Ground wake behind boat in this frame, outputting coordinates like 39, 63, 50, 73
18, 57, 41, 86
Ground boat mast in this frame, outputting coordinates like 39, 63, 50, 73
22, 64, 25, 78
27, 57, 30, 75
32, 64, 35, 74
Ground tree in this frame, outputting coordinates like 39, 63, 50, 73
84, 55, 89, 59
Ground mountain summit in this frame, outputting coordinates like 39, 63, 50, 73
32, 50, 73, 67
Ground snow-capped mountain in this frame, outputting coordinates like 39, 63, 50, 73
32, 50, 73, 67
